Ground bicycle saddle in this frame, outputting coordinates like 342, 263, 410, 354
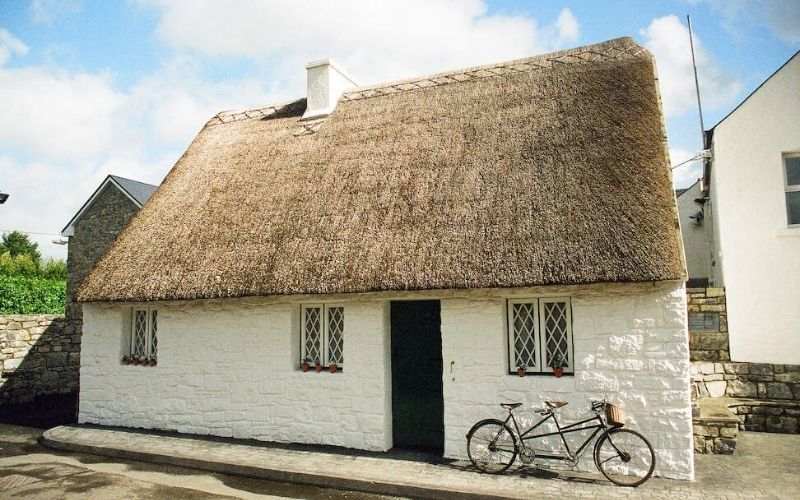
545, 400, 568, 409
500, 402, 522, 410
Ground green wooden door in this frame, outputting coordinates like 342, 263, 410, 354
390, 300, 444, 453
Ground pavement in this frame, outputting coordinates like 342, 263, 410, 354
0, 424, 387, 499
36, 424, 800, 499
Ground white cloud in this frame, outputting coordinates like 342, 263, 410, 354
125, 57, 281, 149
707, 0, 800, 44
555, 8, 580, 45
669, 147, 704, 189
28, 0, 81, 26
641, 15, 741, 118
0, 66, 125, 161
139, 0, 579, 85
0, 28, 28, 65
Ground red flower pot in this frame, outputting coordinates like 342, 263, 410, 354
553, 367, 564, 378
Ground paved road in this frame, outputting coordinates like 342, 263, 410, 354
0, 424, 389, 499
3, 422, 800, 498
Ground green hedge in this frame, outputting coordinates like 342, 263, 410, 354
0, 275, 66, 314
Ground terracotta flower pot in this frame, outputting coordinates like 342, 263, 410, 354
315, 363, 323, 373
149, 359, 157, 367
329, 363, 338, 374
517, 368, 526, 377
300, 362, 310, 372
553, 367, 564, 378
122, 357, 130, 365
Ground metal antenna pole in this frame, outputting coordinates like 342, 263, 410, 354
687, 14, 706, 146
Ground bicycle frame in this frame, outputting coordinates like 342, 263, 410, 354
503, 410, 608, 461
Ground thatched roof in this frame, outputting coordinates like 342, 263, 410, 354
78, 37, 685, 303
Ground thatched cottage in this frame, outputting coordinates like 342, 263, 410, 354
76, 38, 693, 479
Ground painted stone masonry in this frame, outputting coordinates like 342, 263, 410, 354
79, 280, 693, 480
79, 300, 393, 451
0, 315, 79, 404
441, 281, 693, 480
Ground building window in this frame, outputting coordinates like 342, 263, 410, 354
301, 304, 344, 367
131, 307, 157, 361
785, 154, 800, 226
507, 298, 573, 374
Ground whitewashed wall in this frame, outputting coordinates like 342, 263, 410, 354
79, 299, 393, 451
709, 53, 800, 364
676, 180, 710, 281
440, 281, 693, 480
80, 281, 692, 480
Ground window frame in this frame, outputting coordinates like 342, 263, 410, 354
784, 152, 800, 228
507, 297, 573, 375
130, 307, 157, 360
300, 303, 344, 369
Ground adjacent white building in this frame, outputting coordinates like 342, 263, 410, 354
676, 181, 709, 286
704, 50, 800, 364
75, 38, 694, 479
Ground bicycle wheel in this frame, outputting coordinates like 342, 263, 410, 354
466, 419, 518, 473
594, 428, 655, 487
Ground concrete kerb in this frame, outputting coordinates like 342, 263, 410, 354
40, 425, 510, 500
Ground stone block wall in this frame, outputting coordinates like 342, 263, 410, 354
687, 287, 728, 362
688, 287, 800, 435
693, 420, 738, 454
0, 315, 79, 404
66, 184, 140, 324
692, 362, 800, 400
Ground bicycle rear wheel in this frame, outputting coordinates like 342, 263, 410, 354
594, 428, 655, 487
466, 419, 517, 473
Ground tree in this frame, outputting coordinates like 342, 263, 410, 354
0, 231, 41, 266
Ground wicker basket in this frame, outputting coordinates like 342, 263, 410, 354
605, 403, 626, 426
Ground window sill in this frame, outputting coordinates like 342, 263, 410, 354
509, 372, 573, 377
121, 356, 157, 367
299, 367, 343, 373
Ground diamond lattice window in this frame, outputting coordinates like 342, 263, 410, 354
301, 304, 344, 369
132, 310, 147, 358
303, 306, 322, 363
507, 298, 572, 374
327, 307, 344, 365
512, 303, 538, 369
130, 307, 158, 362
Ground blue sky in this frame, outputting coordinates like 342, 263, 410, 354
1, 0, 798, 259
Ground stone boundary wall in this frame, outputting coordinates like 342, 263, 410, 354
0, 315, 79, 404
688, 288, 800, 435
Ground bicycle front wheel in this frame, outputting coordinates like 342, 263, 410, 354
594, 428, 655, 487
466, 419, 517, 474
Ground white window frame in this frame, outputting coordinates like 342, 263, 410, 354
300, 304, 344, 368
507, 297, 573, 374
784, 152, 800, 228
130, 307, 157, 360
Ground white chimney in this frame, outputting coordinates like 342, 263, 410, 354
302, 59, 358, 120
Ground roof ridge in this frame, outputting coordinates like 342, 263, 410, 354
204, 37, 645, 127
205, 98, 306, 128
342, 37, 644, 102
108, 174, 158, 189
